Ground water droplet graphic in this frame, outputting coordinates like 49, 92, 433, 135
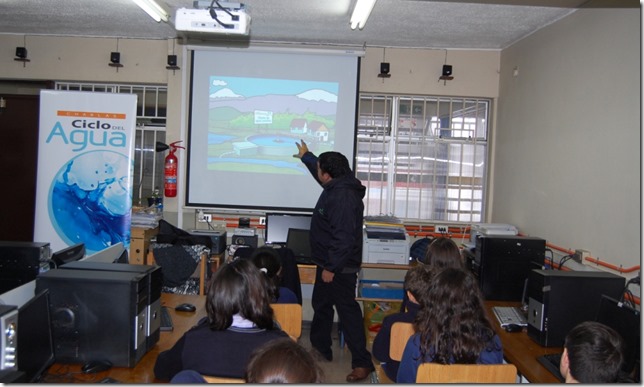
50, 150, 132, 253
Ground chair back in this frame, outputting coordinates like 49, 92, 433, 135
202, 375, 245, 383
271, 303, 302, 340
389, 322, 415, 361
416, 363, 518, 383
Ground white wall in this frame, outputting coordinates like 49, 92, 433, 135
359, 46, 500, 98
1, 35, 172, 83
494, 8, 640, 279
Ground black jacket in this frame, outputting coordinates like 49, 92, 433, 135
301, 152, 366, 273
154, 317, 288, 380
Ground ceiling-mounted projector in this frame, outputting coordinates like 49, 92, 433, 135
175, 3, 250, 35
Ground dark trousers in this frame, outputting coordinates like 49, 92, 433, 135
310, 266, 373, 369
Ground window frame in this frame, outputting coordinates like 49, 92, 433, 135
356, 94, 490, 223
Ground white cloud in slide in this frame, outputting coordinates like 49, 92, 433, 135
297, 89, 337, 103
210, 88, 242, 99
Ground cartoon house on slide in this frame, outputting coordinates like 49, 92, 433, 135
290, 119, 329, 142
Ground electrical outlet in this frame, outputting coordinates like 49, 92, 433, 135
435, 225, 448, 234
573, 249, 590, 263
198, 213, 211, 222
259, 217, 266, 225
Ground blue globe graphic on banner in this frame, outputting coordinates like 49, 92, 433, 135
49, 150, 132, 253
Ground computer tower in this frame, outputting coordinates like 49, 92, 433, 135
57, 261, 162, 352
35, 269, 148, 367
190, 230, 227, 254
526, 269, 625, 347
0, 305, 18, 372
0, 242, 51, 293
472, 235, 545, 301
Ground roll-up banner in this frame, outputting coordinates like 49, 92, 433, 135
34, 90, 137, 255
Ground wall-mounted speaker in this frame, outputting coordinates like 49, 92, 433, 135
442, 64, 453, 76
15, 47, 27, 59
167, 55, 177, 67
110, 52, 120, 64
378, 62, 391, 78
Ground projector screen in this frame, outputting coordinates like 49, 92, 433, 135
186, 47, 362, 212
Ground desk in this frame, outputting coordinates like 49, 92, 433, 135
485, 301, 563, 383
45, 293, 206, 384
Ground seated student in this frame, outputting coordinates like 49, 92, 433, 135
251, 246, 298, 303
170, 338, 325, 384
372, 264, 432, 381
245, 337, 325, 383
422, 236, 465, 268
396, 267, 503, 383
560, 321, 625, 383
400, 236, 464, 312
154, 259, 289, 381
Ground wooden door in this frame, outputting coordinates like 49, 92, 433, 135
0, 94, 39, 241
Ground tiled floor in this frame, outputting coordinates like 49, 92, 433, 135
298, 322, 377, 384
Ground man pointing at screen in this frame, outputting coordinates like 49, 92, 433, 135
293, 139, 374, 382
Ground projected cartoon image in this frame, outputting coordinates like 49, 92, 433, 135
206, 76, 338, 174
49, 150, 132, 253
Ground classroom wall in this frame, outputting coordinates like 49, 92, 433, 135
494, 8, 640, 279
0, 33, 500, 226
164, 44, 501, 226
359, 46, 500, 97
1, 35, 172, 83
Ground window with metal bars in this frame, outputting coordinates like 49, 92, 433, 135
357, 94, 489, 223
55, 82, 167, 206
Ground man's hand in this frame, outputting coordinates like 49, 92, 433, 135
293, 139, 309, 159
321, 269, 335, 283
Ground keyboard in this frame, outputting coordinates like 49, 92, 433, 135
537, 352, 565, 382
492, 306, 528, 327
160, 306, 174, 331
295, 256, 314, 264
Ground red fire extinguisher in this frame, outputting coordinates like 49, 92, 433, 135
164, 141, 185, 198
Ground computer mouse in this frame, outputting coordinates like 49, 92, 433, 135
81, 359, 113, 374
175, 303, 196, 312
504, 324, 523, 333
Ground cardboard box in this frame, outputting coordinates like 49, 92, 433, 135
362, 300, 402, 345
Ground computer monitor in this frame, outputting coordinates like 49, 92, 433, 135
17, 289, 55, 383
286, 228, 312, 263
595, 294, 641, 382
0, 242, 50, 294
50, 243, 85, 268
81, 242, 125, 264
264, 213, 312, 246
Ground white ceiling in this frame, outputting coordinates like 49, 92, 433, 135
0, 0, 636, 50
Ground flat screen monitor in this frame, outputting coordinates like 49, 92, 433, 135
17, 289, 55, 383
50, 243, 85, 268
595, 294, 641, 382
265, 213, 312, 246
80, 242, 124, 264
286, 228, 312, 263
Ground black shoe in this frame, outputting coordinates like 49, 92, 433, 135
346, 367, 374, 382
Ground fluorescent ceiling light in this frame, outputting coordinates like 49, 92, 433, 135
133, 0, 169, 23
350, 0, 376, 30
